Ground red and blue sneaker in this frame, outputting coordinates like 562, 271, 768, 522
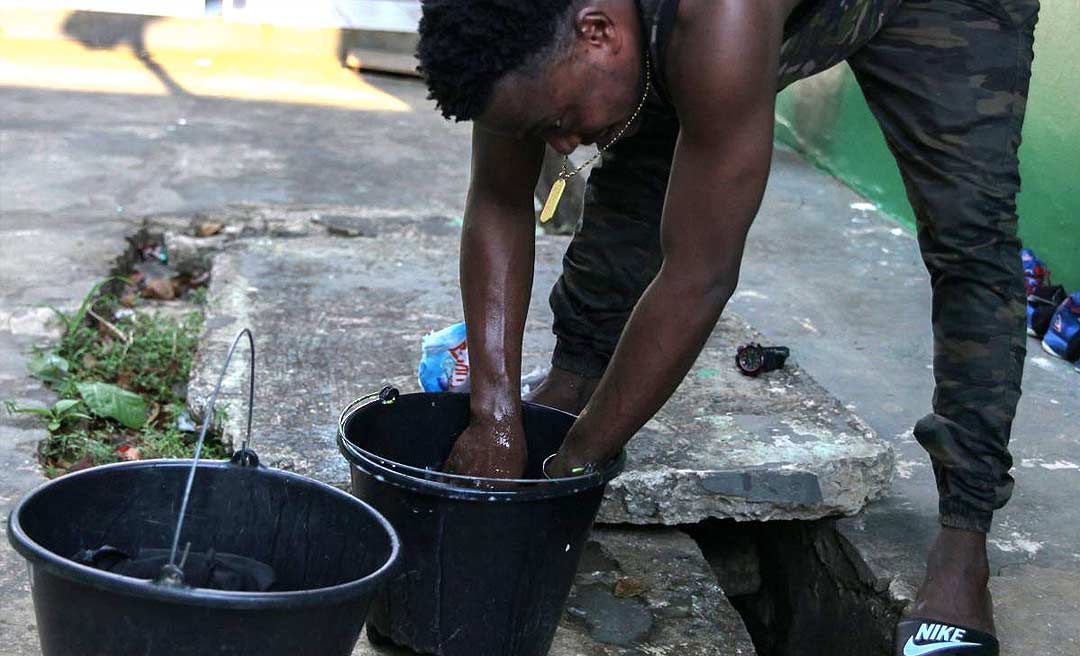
1042, 291, 1080, 362
1028, 284, 1067, 338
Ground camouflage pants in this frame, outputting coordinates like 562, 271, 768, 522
548, 0, 1040, 533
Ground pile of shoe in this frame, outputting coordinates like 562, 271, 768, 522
1022, 248, 1079, 373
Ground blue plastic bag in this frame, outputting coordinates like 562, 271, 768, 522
417, 323, 550, 394
418, 322, 470, 392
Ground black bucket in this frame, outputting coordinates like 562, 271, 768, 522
7, 330, 400, 656
337, 389, 625, 656
8, 460, 400, 656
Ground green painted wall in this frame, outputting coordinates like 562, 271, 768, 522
774, 6, 1079, 290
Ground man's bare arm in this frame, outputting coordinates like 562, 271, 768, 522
550, 1, 786, 472
444, 124, 544, 478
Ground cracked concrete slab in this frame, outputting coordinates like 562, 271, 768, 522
188, 204, 893, 525
598, 318, 894, 524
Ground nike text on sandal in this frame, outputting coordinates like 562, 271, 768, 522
895, 619, 998, 656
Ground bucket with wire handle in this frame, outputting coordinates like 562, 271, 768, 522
338, 389, 626, 656
8, 329, 400, 656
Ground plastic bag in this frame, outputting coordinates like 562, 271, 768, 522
418, 323, 549, 394
418, 322, 470, 392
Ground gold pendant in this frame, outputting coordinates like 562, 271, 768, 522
540, 177, 566, 224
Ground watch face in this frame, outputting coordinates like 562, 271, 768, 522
737, 346, 763, 373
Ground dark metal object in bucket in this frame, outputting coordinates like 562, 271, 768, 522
338, 389, 626, 656
8, 330, 400, 656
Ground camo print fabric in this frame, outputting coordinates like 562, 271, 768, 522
548, 0, 1040, 533
850, 0, 1039, 533
778, 0, 903, 89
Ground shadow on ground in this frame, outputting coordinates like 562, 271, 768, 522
62, 11, 191, 97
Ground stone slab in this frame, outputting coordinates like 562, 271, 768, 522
353, 527, 756, 655
188, 204, 894, 524
597, 318, 895, 524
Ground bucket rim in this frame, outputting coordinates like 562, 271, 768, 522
337, 391, 626, 501
7, 459, 401, 610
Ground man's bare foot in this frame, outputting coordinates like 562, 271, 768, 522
524, 366, 599, 415
908, 526, 995, 635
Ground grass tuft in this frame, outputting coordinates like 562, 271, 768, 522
6, 281, 229, 476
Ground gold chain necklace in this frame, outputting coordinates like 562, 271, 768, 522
539, 52, 652, 224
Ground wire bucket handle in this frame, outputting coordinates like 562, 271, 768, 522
158, 328, 256, 586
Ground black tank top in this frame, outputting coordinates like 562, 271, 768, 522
637, 0, 680, 104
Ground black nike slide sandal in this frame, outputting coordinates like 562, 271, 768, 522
895, 619, 998, 655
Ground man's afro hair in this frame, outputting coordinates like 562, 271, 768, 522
417, 0, 577, 122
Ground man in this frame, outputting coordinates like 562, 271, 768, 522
417, 0, 1037, 653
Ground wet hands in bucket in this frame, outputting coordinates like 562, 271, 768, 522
542, 448, 598, 480
443, 413, 528, 486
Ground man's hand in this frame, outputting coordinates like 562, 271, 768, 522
452, 124, 543, 481
542, 447, 591, 479
443, 416, 527, 479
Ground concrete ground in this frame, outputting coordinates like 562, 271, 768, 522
2, 11, 1078, 655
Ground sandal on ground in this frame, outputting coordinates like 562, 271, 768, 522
895, 618, 998, 656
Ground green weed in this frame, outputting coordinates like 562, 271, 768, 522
3, 399, 92, 433
6, 281, 229, 476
